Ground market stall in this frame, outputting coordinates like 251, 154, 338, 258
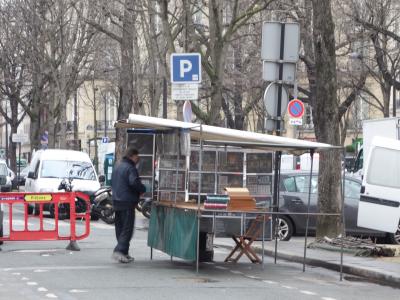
115, 114, 343, 273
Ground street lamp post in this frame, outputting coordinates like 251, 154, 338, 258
93, 86, 99, 174
104, 93, 107, 139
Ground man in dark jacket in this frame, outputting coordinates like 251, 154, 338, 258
111, 147, 146, 263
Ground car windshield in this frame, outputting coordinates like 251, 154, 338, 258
41, 160, 96, 180
0, 164, 8, 176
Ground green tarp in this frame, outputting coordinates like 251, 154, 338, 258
147, 204, 198, 261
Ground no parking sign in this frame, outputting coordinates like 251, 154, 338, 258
287, 99, 304, 125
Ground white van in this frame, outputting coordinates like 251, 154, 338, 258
357, 136, 400, 239
25, 149, 100, 195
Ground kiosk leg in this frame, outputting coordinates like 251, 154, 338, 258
196, 211, 200, 273
262, 214, 265, 269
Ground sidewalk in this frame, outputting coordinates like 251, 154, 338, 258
214, 237, 400, 287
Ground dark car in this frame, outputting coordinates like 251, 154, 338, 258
277, 171, 400, 244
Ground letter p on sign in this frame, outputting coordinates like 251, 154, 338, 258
180, 60, 192, 78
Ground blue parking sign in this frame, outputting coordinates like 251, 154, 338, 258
171, 53, 201, 83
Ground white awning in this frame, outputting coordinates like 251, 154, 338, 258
115, 114, 340, 152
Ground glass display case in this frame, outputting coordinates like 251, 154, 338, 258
127, 132, 155, 199
157, 153, 187, 202
127, 131, 275, 204
185, 146, 273, 201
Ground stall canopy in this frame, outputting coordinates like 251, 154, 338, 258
115, 114, 340, 153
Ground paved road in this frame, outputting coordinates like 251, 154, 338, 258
0, 210, 399, 300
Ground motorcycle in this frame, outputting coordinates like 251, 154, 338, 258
92, 186, 115, 224
52, 177, 89, 220
138, 197, 152, 219
55, 177, 111, 223
92, 188, 152, 223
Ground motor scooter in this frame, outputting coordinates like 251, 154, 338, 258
138, 197, 152, 219
92, 186, 115, 224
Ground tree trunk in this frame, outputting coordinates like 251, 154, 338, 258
382, 83, 391, 117
9, 97, 19, 172
312, 0, 342, 238
47, 80, 57, 149
115, 0, 135, 163
208, 0, 225, 126
93, 86, 99, 174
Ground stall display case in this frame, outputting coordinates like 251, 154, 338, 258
184, 146, 273, 202
157, 154, 186, 202
246, 152, 273, 197
127, 132, 155, 198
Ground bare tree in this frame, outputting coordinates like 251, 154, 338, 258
348, 0, 400, 116
4, 0, 98, 152
0, 1, 31, 171
81, 0, 144, 163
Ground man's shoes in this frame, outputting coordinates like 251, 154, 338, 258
112, 251, 134, 263
126, 254, 134, 262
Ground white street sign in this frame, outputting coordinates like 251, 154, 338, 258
12, 133, 29, 143
171, 83, 199, 101
289, 118, 303, 126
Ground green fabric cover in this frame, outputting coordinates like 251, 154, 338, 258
147, 204, 198, 261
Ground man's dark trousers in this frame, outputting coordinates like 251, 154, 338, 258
113, 208, 135, 255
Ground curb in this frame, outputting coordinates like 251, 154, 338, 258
215, 242, 400, 288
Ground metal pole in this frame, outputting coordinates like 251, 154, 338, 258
263, 32, 284, 257
340, 148, 346, 281
18, 143, 21, 191
74, 90, 79, 149
303, 149, 314, 272
5, 105, 8, 162
196, 124, 203, 273
275, 23, 286, 134
104, 93, 107, 138
163, 78, 167, 119
273, 151, 282, 264
150, 134, 156, 262
262, 213, 265, 268
171, 130, 181, 262
174, 130, 180, 203
393, 79, 397, 117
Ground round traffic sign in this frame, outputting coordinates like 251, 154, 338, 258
287, 99, 305, 118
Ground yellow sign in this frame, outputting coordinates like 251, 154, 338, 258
24, 194, 53, 202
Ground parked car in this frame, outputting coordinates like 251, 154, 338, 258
0, 161, 12, 192
25, 149, 101, 215
277, 171, 400, 244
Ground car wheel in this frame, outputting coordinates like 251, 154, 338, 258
386, 222, 400, 245
276, 216, 293, 241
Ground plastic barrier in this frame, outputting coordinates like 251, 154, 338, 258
0, 192, 90, 251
